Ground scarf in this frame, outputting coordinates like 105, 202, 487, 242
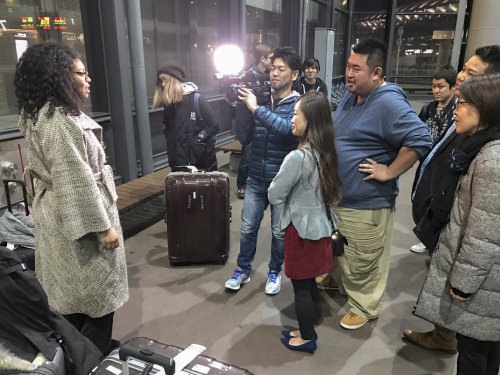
414, 127, 500, 252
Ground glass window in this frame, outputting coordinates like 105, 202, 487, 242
0, 0, 87, 132
305, 1, 328, 58
245, 0, 283, 55
333, 10, 348, 78
351, 14, 387, 45
354, 0, 389, 12
153, 0, 232, 98
335, 0, 349, 13
390, 3, 458, 91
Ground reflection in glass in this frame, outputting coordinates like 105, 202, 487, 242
0, 0, 86, 130
245, 0, 283, 58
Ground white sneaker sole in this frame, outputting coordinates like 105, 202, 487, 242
410, 244, 427, 253
225, 276, 251, 291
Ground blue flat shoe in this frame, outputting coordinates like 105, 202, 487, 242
280, 337, 317, 353
281, 329, 300, 339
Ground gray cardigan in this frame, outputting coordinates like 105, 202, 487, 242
415, 140, 500, 341
268, 147, 334, 240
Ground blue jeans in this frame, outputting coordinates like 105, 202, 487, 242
237, 177, 284, 275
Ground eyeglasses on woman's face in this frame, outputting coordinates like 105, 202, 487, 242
73, 70, 90, 78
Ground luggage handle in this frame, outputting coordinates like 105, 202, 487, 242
119, 345, 175, 375
3, 179, 30, 215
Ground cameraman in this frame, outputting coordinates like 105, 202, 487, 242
236, 44, 273, 199
225, 47, 301, 295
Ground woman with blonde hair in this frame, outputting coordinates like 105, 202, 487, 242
153, 62, 219, 171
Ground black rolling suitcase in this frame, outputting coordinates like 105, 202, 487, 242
92, 337, 253, 375
165, 171, 230, 265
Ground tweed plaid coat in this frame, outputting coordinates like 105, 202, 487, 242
18, 104, 128, 318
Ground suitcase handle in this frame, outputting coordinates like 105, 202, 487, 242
119, 345, 175, 375
3, 179, 30, 215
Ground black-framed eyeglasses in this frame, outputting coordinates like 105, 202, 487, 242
73, 70, 89, 77
457, 100, 467, 107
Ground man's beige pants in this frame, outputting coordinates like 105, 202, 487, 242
331, 206, 395, 319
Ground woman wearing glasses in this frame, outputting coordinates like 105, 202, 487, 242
414, 74, 500, 375
15, 42, 128, 355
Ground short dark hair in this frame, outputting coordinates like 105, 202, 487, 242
302, 57, 320, 72
475, 45, 500, 74
272, 46, 302, 72
432, 64, 458, 88
460, 73, 500, 130
15, 42, 82, 120
252, 44, 272, 64
352, 39, 387, 75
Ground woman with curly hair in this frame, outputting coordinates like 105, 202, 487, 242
269, 91, 342, 353
152, 62, 219, 171
15, 42, 128, 355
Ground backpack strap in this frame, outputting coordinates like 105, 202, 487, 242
193, 92, 203, 122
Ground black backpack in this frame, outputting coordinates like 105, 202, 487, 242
0, 246, 102, 374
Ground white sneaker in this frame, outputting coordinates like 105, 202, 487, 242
410, 242, 427, 253
264, 270, 281, 295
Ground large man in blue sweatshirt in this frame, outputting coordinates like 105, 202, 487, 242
329, 39, 432, 330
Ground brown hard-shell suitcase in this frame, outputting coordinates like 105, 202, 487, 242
165, 171, 230, 265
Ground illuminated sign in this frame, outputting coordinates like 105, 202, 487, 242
37, 16, 50, 30
53, 16, 68, 30
21, 16, 35, 30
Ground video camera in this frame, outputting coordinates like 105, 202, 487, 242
216, 70, 272, 107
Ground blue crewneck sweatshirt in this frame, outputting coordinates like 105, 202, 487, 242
333, 82, 432, 209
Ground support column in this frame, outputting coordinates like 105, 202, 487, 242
465, 0, 500, 59
125, 0, 154, 176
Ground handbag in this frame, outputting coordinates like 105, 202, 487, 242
309, 147, 348, 257
325, 206, 348, 257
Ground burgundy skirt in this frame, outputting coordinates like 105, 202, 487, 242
284, 224, 333, 280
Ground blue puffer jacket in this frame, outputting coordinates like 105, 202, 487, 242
235, 93, 299, 182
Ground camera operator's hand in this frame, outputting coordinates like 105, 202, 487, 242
238, 87, 258, 113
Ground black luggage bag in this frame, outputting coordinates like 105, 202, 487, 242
165, 171, 230, 265
92, 337, 253, 375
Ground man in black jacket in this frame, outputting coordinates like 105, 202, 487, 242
410, 65, 458, 254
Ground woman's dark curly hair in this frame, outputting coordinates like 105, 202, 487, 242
15, 42, 83, 121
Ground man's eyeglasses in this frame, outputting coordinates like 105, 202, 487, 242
457, 100, 467, 107
73, 70, 89, 77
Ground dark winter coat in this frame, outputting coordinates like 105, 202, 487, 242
163, 83, 219, 171
298, 76, 328, 96
234, 93, 299, 182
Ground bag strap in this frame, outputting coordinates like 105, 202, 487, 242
308, 147, 336, 231
193, 92, 203, 122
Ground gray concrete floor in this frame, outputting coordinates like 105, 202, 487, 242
114, 149, 462, 375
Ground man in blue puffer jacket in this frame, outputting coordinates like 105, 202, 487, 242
225, 47, 301, 295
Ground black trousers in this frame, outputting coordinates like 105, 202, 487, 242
64, 312, 114, 355
291, 278, 320, 340
457, 334, 500, 375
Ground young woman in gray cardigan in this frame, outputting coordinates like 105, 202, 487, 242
269, 91, 341, 353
